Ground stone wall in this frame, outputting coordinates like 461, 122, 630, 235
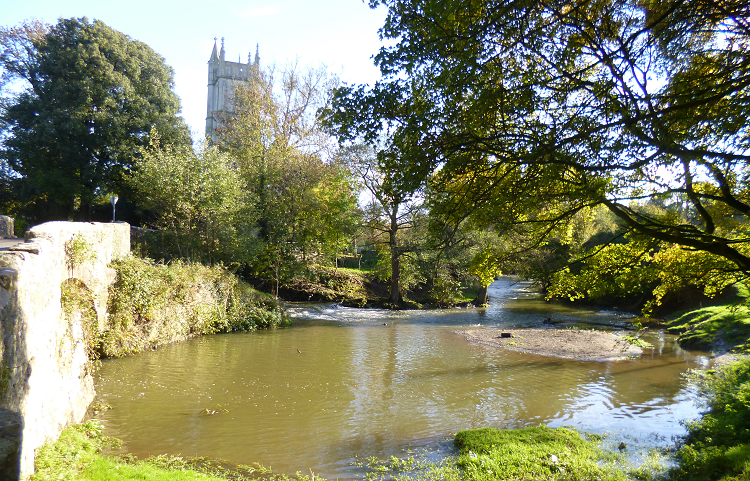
0, 221, 130, 480
0, 216, 13, 239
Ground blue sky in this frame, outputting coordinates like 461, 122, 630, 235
2, 0, 388, 139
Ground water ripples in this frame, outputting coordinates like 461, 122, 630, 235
94, 278, 707, 479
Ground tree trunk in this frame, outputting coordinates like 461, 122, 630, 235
473, 285, 489, 306
390, 251, 400, 304
389, 208, 400, 304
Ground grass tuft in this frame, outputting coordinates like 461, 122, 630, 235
453, 426, 629, 481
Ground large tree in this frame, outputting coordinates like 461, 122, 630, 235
341, 142, 425, 303
326, 0, 750, 273
0, 18, 189, 222
216, 63, 358, 283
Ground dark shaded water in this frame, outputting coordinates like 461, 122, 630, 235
94, 278, 708, 478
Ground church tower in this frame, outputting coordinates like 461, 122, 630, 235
206, 38, 260, 140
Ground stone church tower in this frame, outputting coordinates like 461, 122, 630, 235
206, 38, 259, 139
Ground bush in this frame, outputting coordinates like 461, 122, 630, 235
674, 358, 750, 480
103, 256, 287, 357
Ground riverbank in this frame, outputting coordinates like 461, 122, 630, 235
273, 264, 478, 308
33, 422, 641, 481
663, 286, 750, 355
100, 257, 287, 358
460, 328, 643, 361
33, 275, 738, 480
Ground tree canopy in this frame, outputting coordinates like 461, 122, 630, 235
0, 17, 189, 222
325, 0, 750, 273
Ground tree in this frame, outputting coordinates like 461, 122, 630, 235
341, 143, 425, 304
216, 63, 358, 282
129, 134, 254, 265
0, 18, 189, 222
329, 0, 750, 273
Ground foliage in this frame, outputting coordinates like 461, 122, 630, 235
216, 62, 358, 284
649, 246, 748, 314
548, 233, 749, 316
674, 358, 750, 480
339, 142, 426, 304
281, 264, 370, 306
0, 18, 189, 223
129, 133, 255, 265
64, 233, 96, 271
469, 248, 501, 290
104, 256, 286, 357
326, 0, 750, 273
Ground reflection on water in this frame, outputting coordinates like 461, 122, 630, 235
94, 278, 707, 479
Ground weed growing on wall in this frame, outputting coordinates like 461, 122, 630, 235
103, 257, 286, 357
64, 234, 96, 272
60, 279, 102, 373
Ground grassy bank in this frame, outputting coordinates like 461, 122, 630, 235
40, 399, 750, 481
79, 256, 287, 360
664, 284, 750, 353
278, 264, 481, 308
35, 422, 646, 481
30, 421, 315, 481
355, 425, 662, 481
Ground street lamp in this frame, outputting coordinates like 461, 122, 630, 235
110, 195, 119, 222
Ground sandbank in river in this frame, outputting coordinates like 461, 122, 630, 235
460, 328, 643, 362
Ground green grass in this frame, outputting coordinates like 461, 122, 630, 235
456, 285, 481, 304
665, 284, 750, 352
80, 456, 223, 480
37, 422, 675, 481
355, 426, 654, 481
336, 265, 375, 274
453, 426, 629, 481
331, 266, 375, 280
30, 420, 222, 481
30, 421, 318, 481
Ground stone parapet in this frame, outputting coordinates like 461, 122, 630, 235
0, 221, 129, 480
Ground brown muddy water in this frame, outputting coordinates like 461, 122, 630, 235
93, 278, 709, 479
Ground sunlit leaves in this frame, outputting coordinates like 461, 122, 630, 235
216, 63, 358, 278
334, 0, 750, 272
129, 133, 254, 264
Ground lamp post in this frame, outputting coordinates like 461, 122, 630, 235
110, 195, 119, 222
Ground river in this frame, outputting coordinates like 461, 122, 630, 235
93, 277, 708, 479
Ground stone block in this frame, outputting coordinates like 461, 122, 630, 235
0, 217, 13, 239
0, 409, 22, 481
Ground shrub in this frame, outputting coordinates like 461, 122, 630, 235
674, 358, 750, 480
103, 256, 287, 357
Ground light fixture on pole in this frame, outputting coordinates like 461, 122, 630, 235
110, 195, 119, 222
